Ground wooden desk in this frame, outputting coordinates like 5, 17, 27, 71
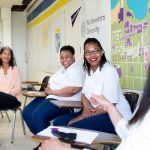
31, 129, 120, 145
29, 83, 48, 86
22, 91, 47, 98
22, 91, 47, 108
50, 100, 83, 108
22, 81, 40, 91
22, 81, 39, 84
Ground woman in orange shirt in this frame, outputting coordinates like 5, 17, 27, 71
0, 46, 21, 109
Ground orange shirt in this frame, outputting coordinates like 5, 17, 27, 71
0, 66, 22, 99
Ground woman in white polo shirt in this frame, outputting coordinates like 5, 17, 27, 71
39, 48, 150, 150
23, 45, 84, 135
54, 38, 132, 134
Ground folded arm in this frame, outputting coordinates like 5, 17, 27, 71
45, 86, 82, 97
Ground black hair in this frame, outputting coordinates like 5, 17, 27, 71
83, 38, 107, 75
0, 46, 17, 68
129, 67, 150, 125
60, 45, 75, 55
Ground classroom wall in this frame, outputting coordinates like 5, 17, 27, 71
27, 0, 150, 92
27, 0, 82, 81
0, 7, 11, 46
0, 20, 2, 47
27, 0, 111, 82
64, 0, 83, 63
11, 12, 27, 81
0, 9, 27, 81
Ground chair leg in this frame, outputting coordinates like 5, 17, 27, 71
19, 108, 26, 135
109, 144, 118, 150
0, 111, 4, 118
10, 108, 26, 143
11, 110, 17, 143
23, 96, 27, 109
103, 144, 118, 150
5, 111, 11, 122
103, 145, 109, 150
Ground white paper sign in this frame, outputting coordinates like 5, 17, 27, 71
37, 126, 99, 144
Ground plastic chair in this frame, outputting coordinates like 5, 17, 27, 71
123, 91, 139, 113
103, 144, 118, 150
38, 76, 50, 91
0, 104, 26, 143
23, 76, 50, 108
0, 111, 10, 122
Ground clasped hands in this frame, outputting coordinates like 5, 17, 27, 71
68, 95, 110, 125
44, 87, 53, 95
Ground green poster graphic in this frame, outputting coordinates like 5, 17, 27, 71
111, 0, 150, 90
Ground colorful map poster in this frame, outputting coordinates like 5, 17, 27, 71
111, 0, 150, 90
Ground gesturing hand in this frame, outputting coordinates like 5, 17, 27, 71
90, 95, 111, 112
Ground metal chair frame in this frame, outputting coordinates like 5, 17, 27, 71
0, 111, 10, 122
1, 106, 26, 143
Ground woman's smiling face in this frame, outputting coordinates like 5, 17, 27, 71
0, 48, 11, 65
84, 42, 103, 72
60, 50, 75, 69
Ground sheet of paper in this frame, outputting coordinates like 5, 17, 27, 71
27, 91, 45, 95
37, 126, 99, 144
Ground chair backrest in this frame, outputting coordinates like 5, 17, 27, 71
39, 76, 50, 91
123, 91, 139, 113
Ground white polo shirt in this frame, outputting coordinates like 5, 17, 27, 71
46, 62, 85, 101
82, 62, 132, 120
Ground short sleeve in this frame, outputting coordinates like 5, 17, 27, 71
66, 65, 84, 87
103, 65, 120, 103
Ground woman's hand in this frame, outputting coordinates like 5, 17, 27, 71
68, 107, 93, 125
44, 87, 53, 95
91, 106, 104, 115
91, 95, 123, 127
82, 105, 93, 118
68, 115, 83, 125
38, 138, 76, 150
90, 95, 112, 112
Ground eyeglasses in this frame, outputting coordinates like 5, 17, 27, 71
84, 49, 102, 56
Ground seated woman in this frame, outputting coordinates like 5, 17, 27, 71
38, 49, 150, 150
54, 38, 132, 134
23, 45, 85, 135
0, 46, 22, 109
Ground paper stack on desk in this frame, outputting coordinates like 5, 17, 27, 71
37, 126, 99, 144
27, 91, 45, 95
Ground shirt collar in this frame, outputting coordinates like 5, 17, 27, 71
90, 66, 101, 75
62, 62, 77, 72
